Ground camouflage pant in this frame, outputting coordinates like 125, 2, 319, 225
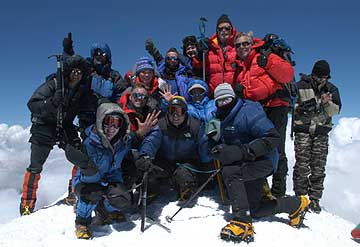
293, 133, 329, 200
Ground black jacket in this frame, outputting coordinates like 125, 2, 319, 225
27, 78, 97, 145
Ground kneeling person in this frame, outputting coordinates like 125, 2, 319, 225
65, 103, 133, 239
137, 96, 212, 201
209, 83, 310, 243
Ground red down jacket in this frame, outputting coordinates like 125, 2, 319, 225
205, 28, 238, 96
233, 38, 294, 107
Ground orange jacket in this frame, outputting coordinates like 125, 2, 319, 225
233, 38, 294, 107
117, 92, 142, 131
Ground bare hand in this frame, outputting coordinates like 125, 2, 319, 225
136, 110, 161, 137
159, 84, 177, 102
321, 92, 332, 104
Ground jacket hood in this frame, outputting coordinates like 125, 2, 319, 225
90, 43, 112, 62
235, 37, 265, 66
187, 79, 209, 95
251, 37, 265, 49
95, 103, 131, 152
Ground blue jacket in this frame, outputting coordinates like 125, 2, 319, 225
91, 74, 118, 101
157, 61, 190, 101
187, 79, 216, 123
89, 43, 122, 103
72, 126, 132, 187
139, 116, 212, 164
218, 99, 279, 172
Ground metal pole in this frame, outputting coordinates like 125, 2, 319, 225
166, 168, 221, 223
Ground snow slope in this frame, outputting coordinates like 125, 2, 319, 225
0, 196, 357, 247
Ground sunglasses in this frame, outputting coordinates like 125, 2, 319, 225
103, 115, 123, 128
235, 41, 252, 48
166, 56, 179, 61
94, 49, 107, 58
71, 68, 83, 75
217, 26, 232, 32
168, 106, 186, 116
216, 97, 233, 107
132, 93, 148, 100
313, 75, 329, 81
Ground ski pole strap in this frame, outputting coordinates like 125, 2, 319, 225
176, 162, 217, 174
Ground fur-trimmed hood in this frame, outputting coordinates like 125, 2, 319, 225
95, 103, 131, 152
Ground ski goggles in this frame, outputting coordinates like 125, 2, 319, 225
132, 93, 148, 100
235, 41, 252, 48
103, 115, 123, 128
189, 89, 205, 97
216, 96, 233, 107
166, 56, 179, 61
168, 106, 186, 116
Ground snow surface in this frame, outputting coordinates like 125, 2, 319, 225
0, 118, 359, 245
0, 196, 358, 247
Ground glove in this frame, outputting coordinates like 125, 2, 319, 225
65, 144, 98, 176
206, 118, 221, 142
211, 144, 249, 166
65, 144, 87, 167
52, 89, 63, 107
80, 160, 98, 176
135, 156, 163, 173
198, 37, 209, 51
63, 33, 74, 56
145, 39, 157, 55
233, 83, 244, 98
257, 54, 268, 68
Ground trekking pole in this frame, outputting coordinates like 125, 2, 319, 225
214, 160, 225, 203
165, 168, 221, 223
199, 17, 208, 82
140, 171, 148, 232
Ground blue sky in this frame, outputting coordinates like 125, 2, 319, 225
0, 0, 358, 126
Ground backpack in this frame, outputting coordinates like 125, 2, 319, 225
258, 33, 298, 107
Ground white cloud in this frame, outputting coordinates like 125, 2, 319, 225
0, 124, 73, 225
284, 117, 360, 224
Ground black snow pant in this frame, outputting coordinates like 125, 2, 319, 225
20, 143, 52, 210
264, 106, 289, 197
146, 159, 213, 198
20, 123, 78, 211
221, 157, 301, 223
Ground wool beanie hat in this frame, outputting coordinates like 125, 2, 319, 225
216, 14, 233, 28
214, 83, 235, 102
312, 60, 331, 78
135, 57, 155, 74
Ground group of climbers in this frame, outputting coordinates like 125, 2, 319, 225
19, 13, 342, 242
